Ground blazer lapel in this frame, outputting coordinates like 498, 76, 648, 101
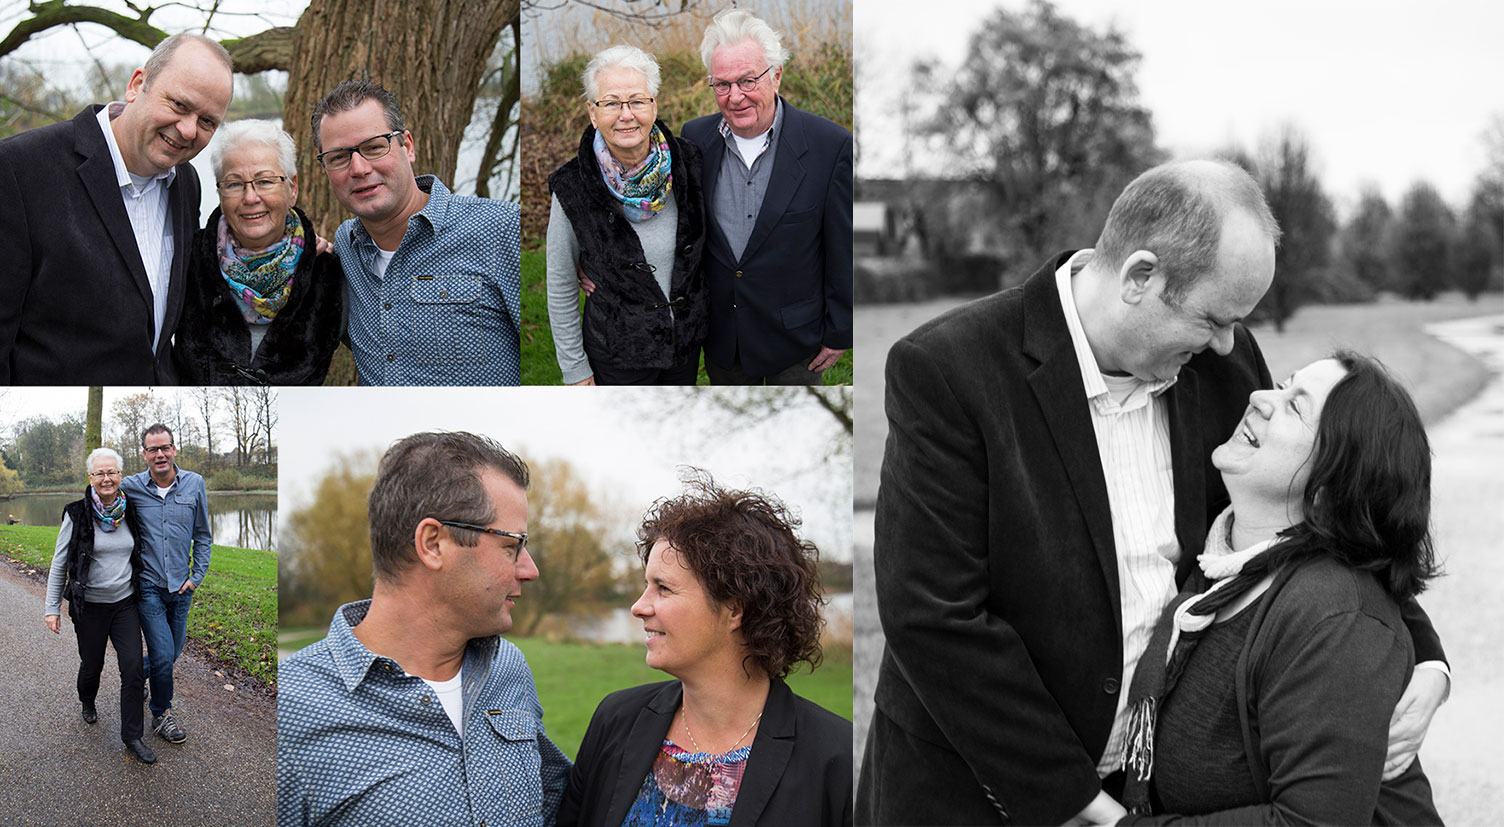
1021, 258, 1122, 625
727, 681, 796, 827
738, 98, 805, 265
695, 122, 739, 270
74, 107, 157, 332
1164, 368, 1207, 585
603, 682, 679, 825
158, 164, 198, 352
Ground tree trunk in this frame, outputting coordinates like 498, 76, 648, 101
281, 0, 518, 239
84, 387, 103, 452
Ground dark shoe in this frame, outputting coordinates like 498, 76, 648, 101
125, 738, 157, 764
152, 710, 186, 744
81, 702, 97, 724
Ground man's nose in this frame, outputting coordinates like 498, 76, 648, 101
347, 151, 374, 176
515, 548, 539, 581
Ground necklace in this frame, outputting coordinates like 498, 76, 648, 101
680, 705, 762, 755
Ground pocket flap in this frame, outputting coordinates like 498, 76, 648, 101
779, 297, 822, 329
410, 275, 483, 304
485, 709, 539, 742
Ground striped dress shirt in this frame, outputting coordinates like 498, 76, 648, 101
96, 103, 175, 351
1053, 250, 1182, 776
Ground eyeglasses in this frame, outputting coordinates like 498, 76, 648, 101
317, 131, 405, 171
709, 66, 772, 96
89, 470, 122, 479
143, 445, 175, 455
590, 98, 655, 115
436, 520, 528, 556
216, 176, 288, 197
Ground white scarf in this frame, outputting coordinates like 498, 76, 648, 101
1165, 506, 1277, 660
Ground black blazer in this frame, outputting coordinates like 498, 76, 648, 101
558, 680, 853, 827
173, 205, 344, 385
859, 254, 1446, 825
0, 105, 200, 384
682, 98, 853, 378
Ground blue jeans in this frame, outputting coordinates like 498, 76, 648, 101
139, 584, 194, 716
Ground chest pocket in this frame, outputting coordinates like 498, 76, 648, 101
410, 275, 487, 366
485, 710, 544, 822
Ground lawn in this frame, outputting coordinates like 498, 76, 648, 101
278, 626, 853, 760
0, 525, 279, 689
522, 248, 854, 386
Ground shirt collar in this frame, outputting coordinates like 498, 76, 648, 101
1054, 249, 1177, 411
325, 598, 499, 694
95, 102, 177, 191
717, 96, 783, 147
351, 174, 450, 249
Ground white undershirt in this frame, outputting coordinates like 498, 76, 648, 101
371, 247, 395, 280
422, 666, 465, 736
731, 128, 771, 168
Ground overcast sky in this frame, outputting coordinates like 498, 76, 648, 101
277, 387, 854, 563
856, 0, 1503, 212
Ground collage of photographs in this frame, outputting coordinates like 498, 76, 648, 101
0, 0, 1500, 825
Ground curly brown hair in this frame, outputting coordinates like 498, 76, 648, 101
637, 470, 826, 680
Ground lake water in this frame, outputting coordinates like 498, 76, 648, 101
3, 492, 277, 552
570, 591, 855, 645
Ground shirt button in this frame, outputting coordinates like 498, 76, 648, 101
421, 695, 431, 705
387, 353, 396, 362
383, 302, 392, 310
439, 289, 448, 299
1103, 677, 1120, 695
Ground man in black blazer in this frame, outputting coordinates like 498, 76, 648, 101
0, 33, 233, 385
857, 161, 1450, 824
681, 8, 853, 385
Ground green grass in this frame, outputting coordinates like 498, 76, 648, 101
277, 628, 853, 760
522, 247, 854, 386
0, 525, 278, 689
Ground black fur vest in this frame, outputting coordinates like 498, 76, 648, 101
547, 121, 708, 370
173, 205, 345, 385
61, 488, 144, 621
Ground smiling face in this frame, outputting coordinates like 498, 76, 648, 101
141, 430, 177, 481
1109, 208, 1275, 382
587, 65, 657, 166
88, 455, 121, 502
116, 41, 233, 177
318, 98, 419, 225
630, 539, 738, 679
447, 470, 535, 637
709, 38, 781, 139
1214, 358, 1349, 502
218, 141, 298, 252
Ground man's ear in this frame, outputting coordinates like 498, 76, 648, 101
412, 518, 447, 572
1118, 250, 1160, 305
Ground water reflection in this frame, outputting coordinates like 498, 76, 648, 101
1, 492, 277, 551
570, 592, 854, 645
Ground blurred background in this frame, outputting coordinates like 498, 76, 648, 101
275, 385, 854, 757
851, 1, 1504, 821
518, 0, 854, 383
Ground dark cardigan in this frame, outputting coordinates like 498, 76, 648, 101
173, 205, 344, 385
557, 679, 853, 827
1124, 556, 1442, 825
547, 121, 708, 371
60, 487, 144, 623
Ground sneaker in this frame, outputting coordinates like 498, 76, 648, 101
152, 710, 187, 744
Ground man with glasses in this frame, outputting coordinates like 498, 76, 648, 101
121, 423, 212, 746
0, 33, 233, 384
278, 431, 569, 826
681, 9, 853, 385
311, 79, 523, 385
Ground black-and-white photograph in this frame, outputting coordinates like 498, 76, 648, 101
853, 1, 1504, 823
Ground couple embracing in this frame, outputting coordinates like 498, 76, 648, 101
277, 432, 852, 826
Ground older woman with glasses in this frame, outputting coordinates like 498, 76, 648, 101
546, 44, 708, 385
43, 448, 155, 764
174, 119, 343, 385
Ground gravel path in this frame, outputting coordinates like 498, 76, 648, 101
0, 562, 276, 826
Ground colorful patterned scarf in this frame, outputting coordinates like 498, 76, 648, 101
217, 211, 304, 324
594, 124, 673, 223
91, 488, 127, 533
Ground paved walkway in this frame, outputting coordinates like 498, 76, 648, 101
0, 564, 276, 826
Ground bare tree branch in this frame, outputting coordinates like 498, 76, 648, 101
1, 0, 167, 61
222, 25, 294, 73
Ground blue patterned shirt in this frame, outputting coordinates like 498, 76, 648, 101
335, 175, 522, 385
120, 467, 212, 590
278, 600, 570, 827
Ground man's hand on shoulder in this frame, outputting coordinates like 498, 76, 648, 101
1063, 790, 1127, 826
1384, 666, 1449, 779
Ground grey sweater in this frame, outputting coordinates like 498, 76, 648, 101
44, 513, 136, 616
545, 193, 679, 384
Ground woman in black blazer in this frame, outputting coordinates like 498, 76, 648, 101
557, 472, 852, 826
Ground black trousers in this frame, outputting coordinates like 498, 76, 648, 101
74, 595, 145, 742
705, 348, 823, 386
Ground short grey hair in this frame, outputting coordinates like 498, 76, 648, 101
310, 78, 405, 153
700, 9, 790, 73
1093, 159, 1281, 306
86, 447, 124, 475
581, 44, 662, 101
142, 33, 233, 90
210, 120, 297, 182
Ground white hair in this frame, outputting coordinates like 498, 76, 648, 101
699, 9, 790, 73
581, 44, 662, 101
86, 447, 124, 474
210, 119, 297, 183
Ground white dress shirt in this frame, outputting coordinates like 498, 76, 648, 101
97, 102, 175, 352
